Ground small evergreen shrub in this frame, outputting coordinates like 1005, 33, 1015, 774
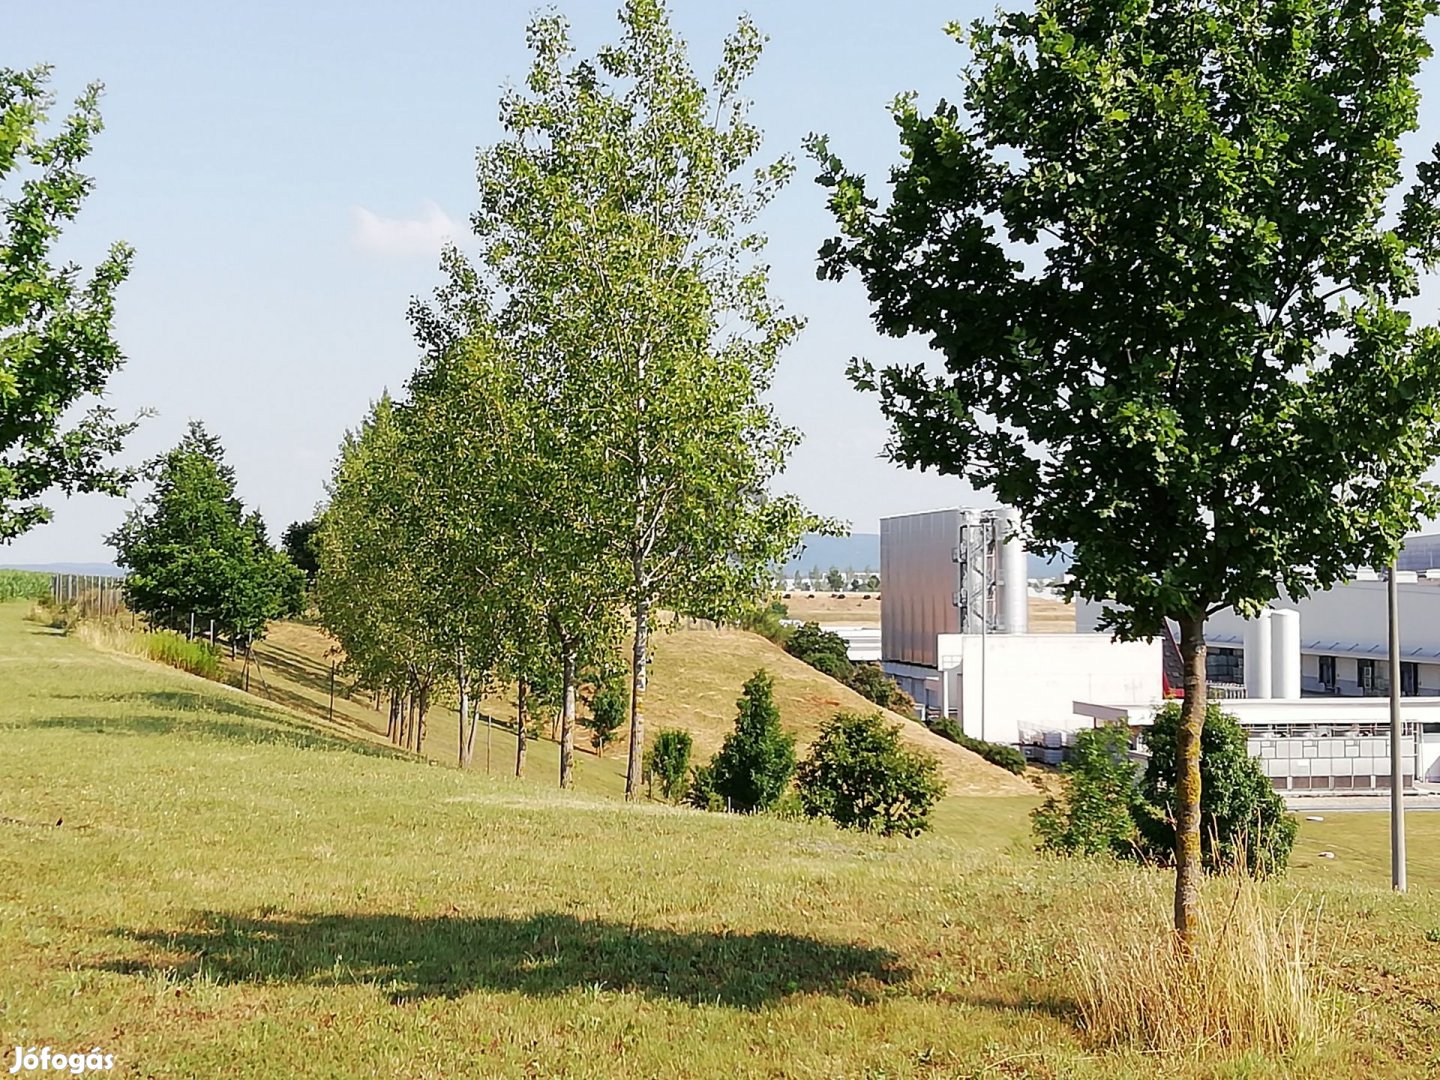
685, 761, 723, 811
798, 711, 946, 837
709, 669, 797, 813
644, 728, 693, 802
581, 684, 627, 756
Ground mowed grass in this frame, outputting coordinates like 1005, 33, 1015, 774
2, 603, 1440, 1077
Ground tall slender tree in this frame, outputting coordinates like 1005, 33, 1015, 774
455, 0, 823, 799
813, 0, 1440, 940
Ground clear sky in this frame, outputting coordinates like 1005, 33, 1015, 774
7, 1, 1440, 563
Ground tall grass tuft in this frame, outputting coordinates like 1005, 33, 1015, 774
0, 569, 52, 602
1071, 869, 1327, 1057
72, 621, 222, 680
140, 630, 223, 679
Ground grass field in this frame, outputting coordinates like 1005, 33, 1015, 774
2, 601, 1439, 1077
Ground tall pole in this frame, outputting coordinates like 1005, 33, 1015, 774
1388, 562, 1407, 893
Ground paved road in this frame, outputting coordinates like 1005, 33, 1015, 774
1285, 793, 1440, 813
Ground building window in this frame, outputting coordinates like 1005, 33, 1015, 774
1318, 655, 1336, 690
1208, 647, 1243, 685
1358, 659, 1375, 693
1402, 662, 1419, 696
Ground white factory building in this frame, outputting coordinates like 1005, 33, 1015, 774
880, 509, 1440, 792
879, 507, 1160, 748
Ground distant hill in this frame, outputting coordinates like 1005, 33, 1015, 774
784, 533, 1071, 579
783, 533, 879, 575
0, 562, 125, 577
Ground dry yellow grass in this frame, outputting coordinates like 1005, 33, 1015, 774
647, 623, 1030, 794
1071, 868, 1328, 1057
783, 592, 882, 625
230, 618, 1031, 797
1028, 595, 1077, 632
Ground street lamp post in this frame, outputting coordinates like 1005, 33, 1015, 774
1389, 562, 1407, 893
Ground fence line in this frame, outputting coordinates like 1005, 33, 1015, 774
50, 573, 127, 620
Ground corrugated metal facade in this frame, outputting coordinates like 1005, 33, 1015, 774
879, 509, 961, 669
1398, 533, 1440, 572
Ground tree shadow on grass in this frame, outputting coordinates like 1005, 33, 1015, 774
98, 910, 907, 1009
31, 689, 401, 758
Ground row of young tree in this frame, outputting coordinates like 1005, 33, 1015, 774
785, 569, 880, 594
312, 2, 823, 794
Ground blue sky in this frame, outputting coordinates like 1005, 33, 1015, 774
7, 1, 1440, 563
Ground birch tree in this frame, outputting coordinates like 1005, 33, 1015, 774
460, 0, 822, 799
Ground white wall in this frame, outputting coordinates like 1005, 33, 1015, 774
1205, 580, 1440, 657
938, 633, 1162, 745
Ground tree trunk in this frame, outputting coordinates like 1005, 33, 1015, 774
625, 596, 650, 799
457, 651, 469, 768
1175, 613, 1208, 946
407, 693, 417, 753
515, 679, 528, 778
559, 646, 577, 789
465, 692, 480, 766
387, 692, 399, 742
416, 684, 428, 755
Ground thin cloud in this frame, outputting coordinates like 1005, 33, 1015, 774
350, 201, 459, 257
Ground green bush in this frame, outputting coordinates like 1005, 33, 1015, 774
926, 716, 1027, 775
708, 669, 797, 813
846, 662, 908, 710
685, 761, 723, 811
1134, 701, 1297, 875
798, 711, 946, 837
1030, 703, 1297, 876
1032, 724, 1138, 857
644, 728, 693, 802
785, 622, 853, 683
738, 600, 792, 645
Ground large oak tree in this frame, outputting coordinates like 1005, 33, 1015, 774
813, 0, 1440, 940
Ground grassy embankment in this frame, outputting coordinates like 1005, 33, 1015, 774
2, 600, 1439, 1076
224, 617, 1031, 797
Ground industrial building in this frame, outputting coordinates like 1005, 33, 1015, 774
879, 507, 1159, 747
882, 510, 1440, 792
1071, 533, 1440, 791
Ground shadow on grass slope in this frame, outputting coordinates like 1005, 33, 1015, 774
30, 689, 401, 757
100, 910, 906, 1009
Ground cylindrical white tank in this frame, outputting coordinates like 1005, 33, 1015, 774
1270, 608, 1301, 700
1243, 609, 1273, 699
994, 507, 1028, 634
